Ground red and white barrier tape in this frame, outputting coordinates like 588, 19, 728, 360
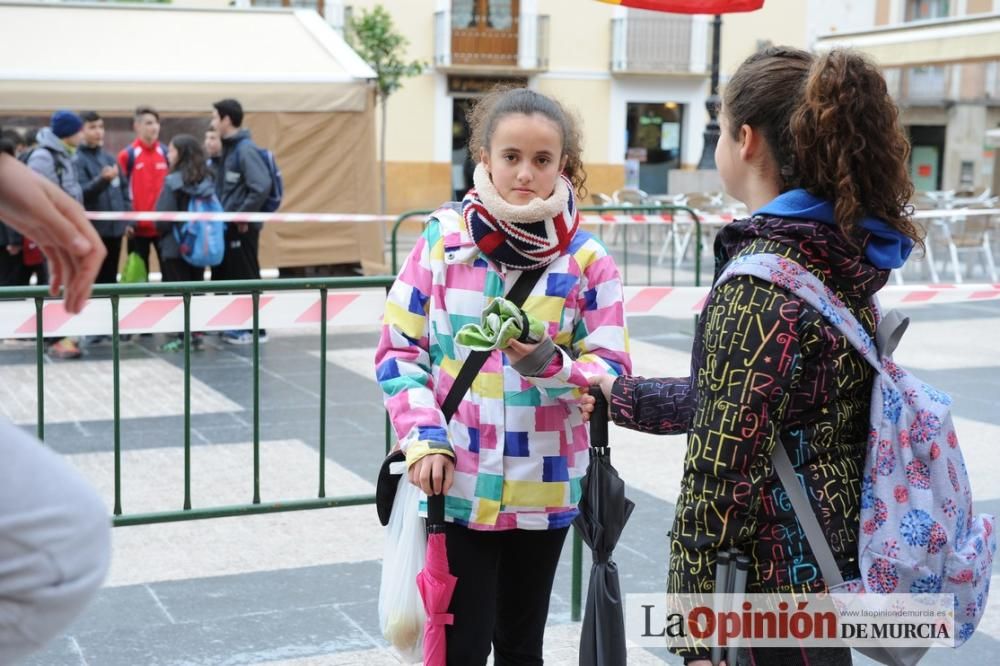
1, 284, 997, 339
85, 211, 399, 223
85, 207, 1000, 224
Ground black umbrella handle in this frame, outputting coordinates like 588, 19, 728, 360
426, 491, 446, 531
588, 385, 609, 449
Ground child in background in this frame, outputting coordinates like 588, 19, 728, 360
154, 134, 214, 352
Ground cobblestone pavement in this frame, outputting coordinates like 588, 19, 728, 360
2, 289, 998, 665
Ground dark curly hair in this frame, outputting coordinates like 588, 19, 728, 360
724, 46, 924, 253
467, 87, 588, 197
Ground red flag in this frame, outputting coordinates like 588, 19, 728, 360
596, 0, 764, 13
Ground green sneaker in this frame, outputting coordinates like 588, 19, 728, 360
160, 339, 184, 353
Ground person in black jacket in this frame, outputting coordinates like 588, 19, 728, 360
585, 48, 926, 666
209, 98, 272, 345
74, 111, 130, 285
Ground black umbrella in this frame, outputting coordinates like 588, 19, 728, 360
575, 386, 635, 666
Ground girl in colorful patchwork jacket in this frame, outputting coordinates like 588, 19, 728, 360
586, 49, 926, 666
375, 88, 631, 665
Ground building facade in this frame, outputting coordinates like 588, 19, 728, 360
816, 0, 1000, 195
256, 0, 809, 212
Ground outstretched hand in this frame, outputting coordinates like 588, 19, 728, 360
0, 154, 104, 313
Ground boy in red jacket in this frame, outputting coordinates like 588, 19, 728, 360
117, 105, 168, 271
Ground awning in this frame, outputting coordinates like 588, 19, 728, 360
814, 12, 1000, 68
0, 1, 376, 112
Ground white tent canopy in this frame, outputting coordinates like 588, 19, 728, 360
0, 0, 376, 112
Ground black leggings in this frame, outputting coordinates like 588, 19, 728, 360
444, 524, 569, 666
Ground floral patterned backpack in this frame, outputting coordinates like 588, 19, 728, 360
718, 253, 996, 651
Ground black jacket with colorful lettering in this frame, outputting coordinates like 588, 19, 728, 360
611, 215, 892, 607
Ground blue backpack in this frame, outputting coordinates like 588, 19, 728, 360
257, 146, 283, 213
174, 194, 225, 267
236, 137, 283, 213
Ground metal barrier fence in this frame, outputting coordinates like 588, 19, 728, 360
5, 207, 999, 625
0, 274, 601, 619
390, 204, 707, 287
1, 277, 392, 526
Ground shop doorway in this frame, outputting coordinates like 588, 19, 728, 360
625, 102, 684, 194
908, 125, 946, 192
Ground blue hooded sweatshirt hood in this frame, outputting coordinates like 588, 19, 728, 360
754, 189, 913, 269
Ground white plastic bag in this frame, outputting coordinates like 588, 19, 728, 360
378, 474, 425, 663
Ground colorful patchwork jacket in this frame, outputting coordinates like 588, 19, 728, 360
376, 204, 631, 531
610, 216, 889, 604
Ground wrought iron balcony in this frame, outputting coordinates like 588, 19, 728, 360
433, 9, 549, 72
610, 13, 710, 76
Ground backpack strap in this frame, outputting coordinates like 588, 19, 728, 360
716, 253, 885, 372
428, 267, 545, 526
125, 146, 136, 179
47, 147, 64, 187
125, 143, 168, 179
771, 443, 846, 587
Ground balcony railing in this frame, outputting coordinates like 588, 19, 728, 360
610, 14, 710, 75
434, 10, 550, 71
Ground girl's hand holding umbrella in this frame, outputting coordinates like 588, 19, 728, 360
408, 453, 455, 496
581, 375, 615, 422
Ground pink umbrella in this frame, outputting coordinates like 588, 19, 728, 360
416, 495, 456, 666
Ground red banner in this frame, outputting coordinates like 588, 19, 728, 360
597, 0, 764, 13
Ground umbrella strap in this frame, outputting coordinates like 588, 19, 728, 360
428, 612, 455, 626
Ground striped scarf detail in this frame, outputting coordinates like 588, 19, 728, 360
462, 164, 579, 271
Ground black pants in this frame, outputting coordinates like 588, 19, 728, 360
0, 252, 45, 286
97, 235, 122, 284
444, 524, 569, 666
212, 225, 260, 282
126, 235, 159, 273
160, 258, 204, 283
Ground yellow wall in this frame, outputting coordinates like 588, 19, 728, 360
534, 77, 613, 164
349, 0, 436, 62
545, 0, 615, 72
379, 73, 438, 162
386, 161, 452, 213
720, 0, 808, 80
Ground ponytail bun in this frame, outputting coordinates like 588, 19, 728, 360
790, 50, 923, 250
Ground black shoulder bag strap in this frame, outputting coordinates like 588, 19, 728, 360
426, 267, 544, 527
378, 266, 545, 528
439, 267, 545, 421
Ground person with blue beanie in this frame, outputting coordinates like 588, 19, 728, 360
26, 110, 86, 358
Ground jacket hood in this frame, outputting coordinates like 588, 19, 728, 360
754, 189, 914, 269
221, 129, 251, 146
717, 212, 891, 304
36, 127, 70, 156
165, 172, 215, 198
